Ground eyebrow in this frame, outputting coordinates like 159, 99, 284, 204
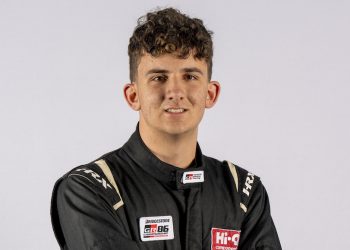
145, 69, 170, 76
145, 67, 204, 76
181, 67, 204, 75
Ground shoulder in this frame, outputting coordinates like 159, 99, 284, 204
203, 155, 261, 190
53, 155, 124, 211
204, 156, 264, 213
61, 161, 110, 190
224, 161, 277, 221
51, 162, 110, 249
50, 155, 125, 249
228, 162, 263, 212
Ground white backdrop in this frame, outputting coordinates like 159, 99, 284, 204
1, 0, 349, 249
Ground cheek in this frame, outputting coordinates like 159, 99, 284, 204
139, 87, 164, 108
188, 87, 207, 105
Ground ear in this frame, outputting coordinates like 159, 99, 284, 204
205, 81, 221, 108
123, 83, 140, 111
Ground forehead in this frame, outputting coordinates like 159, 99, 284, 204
137, 53, 208, 77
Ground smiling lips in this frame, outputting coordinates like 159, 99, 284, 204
165, 108, 186, 113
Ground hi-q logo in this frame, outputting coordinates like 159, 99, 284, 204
211, 228, 241, 250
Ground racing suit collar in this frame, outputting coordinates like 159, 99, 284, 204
121, 123, 205, 190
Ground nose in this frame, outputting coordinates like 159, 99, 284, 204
165, 77, 184, 101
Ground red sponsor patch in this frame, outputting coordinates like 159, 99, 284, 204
211, 228, 241, 250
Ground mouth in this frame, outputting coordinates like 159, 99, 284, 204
165, 108, 187, 113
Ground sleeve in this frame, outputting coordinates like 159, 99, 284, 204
238, 181, 282, 250
55, 173, 140, 250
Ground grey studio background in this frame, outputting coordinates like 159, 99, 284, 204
1, 0, 349, 249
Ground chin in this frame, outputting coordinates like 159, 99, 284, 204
161, 124, 196, 136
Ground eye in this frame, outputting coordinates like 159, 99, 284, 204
184, 74, 198, 81
151, 75, 168, 82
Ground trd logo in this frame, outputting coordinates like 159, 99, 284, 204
144, 224, 169, 233
185, 174, 194, 180
184, 173, 202, 180
181, 171, 204, 184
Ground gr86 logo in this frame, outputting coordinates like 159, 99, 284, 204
211, 228, 241, 250
144, 224, 169, 234
139, 216, 174, 242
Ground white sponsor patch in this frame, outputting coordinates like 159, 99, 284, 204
181, 170, 204, 184
139, 216, 174, 241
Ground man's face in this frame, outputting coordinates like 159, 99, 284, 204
125, 52, 220, 137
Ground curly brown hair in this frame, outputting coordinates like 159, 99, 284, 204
128, 7, 213, 82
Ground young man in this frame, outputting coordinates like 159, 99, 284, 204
51, 8, 282, 250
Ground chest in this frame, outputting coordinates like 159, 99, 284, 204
118, 170, 244, 250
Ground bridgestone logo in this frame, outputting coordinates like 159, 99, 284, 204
145, 219, 170, 223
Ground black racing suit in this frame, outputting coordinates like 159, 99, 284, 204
51, 126, 282, 250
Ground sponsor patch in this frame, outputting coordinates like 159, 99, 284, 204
139, 216, 174, 241
181, 171, 204, 184
211, 228, 241, 250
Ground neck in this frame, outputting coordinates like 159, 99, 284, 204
139, 123, 197, 169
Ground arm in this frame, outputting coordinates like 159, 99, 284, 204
55, 173, 140, 250
239, 182, 282, 250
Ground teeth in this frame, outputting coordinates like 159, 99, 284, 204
167, 108, 185, 113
